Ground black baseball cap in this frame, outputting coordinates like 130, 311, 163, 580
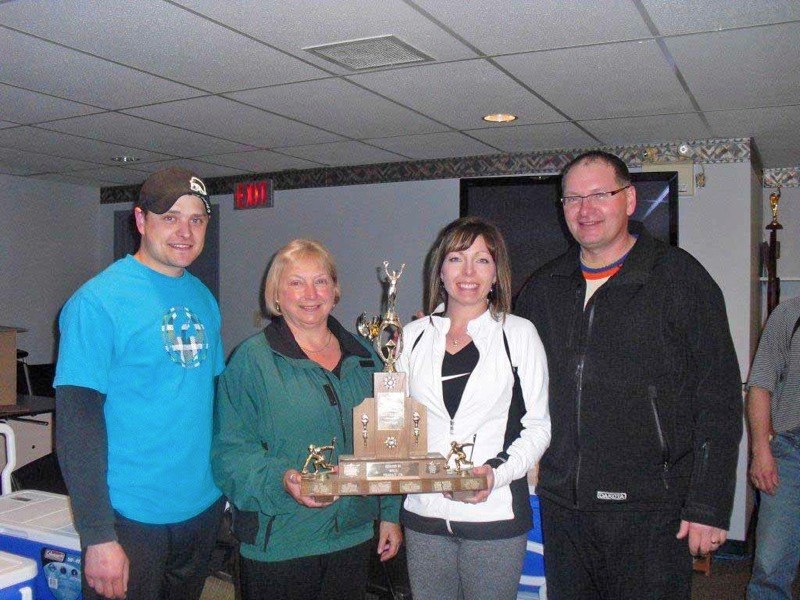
137, 167, 211, 215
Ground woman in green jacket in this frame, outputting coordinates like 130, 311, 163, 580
212, 239, 402, 600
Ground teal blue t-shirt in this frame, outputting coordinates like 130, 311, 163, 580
55, 255, 223, 524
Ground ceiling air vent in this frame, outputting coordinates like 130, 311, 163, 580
304, 35, 433, 71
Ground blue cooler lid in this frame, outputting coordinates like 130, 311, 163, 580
0, 551, 37, 588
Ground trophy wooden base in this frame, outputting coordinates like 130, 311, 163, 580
300, 452, 488, 497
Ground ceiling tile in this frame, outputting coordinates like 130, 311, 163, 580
413, 0, 652, 55
0, 27, 199, 109
465, 122, 597, 154
227, 78, 447, 139
665, 23, 800, 111
53, 166, 153, 186
642, 0, 800, 36
0, 147, 101, 176
174, 0, 477, 73
0, 126, 172, 165
496, 40, 695, 120
29, 172, 106, 186
131, 159, 250, 179
0, 83, 101, 124
350, 59, 563, 129
200, 150, 322, 172
280, 141, 406, 166
366, 131, 497, 160
0, 0, 328, 92
124, 96, 343, 148
580, 113, 711, 145
706, 105, 800, 168
39, 113, 254, 158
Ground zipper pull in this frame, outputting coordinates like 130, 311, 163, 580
450, 419, 455, 435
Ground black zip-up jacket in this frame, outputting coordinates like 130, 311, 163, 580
516, 226, 742, 529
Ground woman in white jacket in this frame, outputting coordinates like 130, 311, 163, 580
397, 216, 551, 600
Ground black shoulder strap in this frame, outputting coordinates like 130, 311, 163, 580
411, 329, 425, 353
502, 329, 517, 373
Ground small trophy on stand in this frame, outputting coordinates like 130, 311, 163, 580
765, 188, 782, 315
301, 261, 488, 497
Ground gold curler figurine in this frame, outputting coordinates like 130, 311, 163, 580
301, 439, 337, 475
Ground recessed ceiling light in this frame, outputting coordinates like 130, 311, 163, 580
483, 113, 517, 123
111, 155, 140, 163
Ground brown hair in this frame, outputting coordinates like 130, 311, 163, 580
426, 217, 511, 319
264, 239, 340, 316
561, 150, 631, 188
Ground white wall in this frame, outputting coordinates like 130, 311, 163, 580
0, 175, 99, 363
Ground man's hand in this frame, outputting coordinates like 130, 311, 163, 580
676, 520, 728, 556
377, 521, 403, 562
750, 446, 780, 495
84, 541, 129, 599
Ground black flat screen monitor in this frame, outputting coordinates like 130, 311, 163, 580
460, 172, 679, 296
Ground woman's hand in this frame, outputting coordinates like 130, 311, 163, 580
377, 521, 403, 562
444, 464, 495, 504
283, 468, 338, 508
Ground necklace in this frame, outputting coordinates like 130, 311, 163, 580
447, 331, 468, 347
298, 330, 334, 354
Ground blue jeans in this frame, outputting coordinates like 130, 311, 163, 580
747, 431, 800, 599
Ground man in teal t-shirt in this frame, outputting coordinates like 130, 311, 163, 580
55, 167, 224, 600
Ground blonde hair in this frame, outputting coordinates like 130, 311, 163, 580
264, 239, 341, 316
426, 217, 512, 319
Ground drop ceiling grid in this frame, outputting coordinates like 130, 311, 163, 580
496, 40, 697, 121
364, 131, 497, 160
348, 59, 564, 130
579, 113, 711, 146
225, 78, 450, 140
0, 83, 102, 124
199, 149, 323, 172
171, 0, 480, 72
0, 26, 199, 109
279, 140, 407, 166
38, 112, 256, 158
705, 105, 800, 167
0, 147, 103, 177
466, 122, 599, 154
0, 0, 329, 92
123, 96, 345, 148
639, 0, 800, 36
0, 126, 173, 165
664, 23, 800, 111
410, 0, 653, 56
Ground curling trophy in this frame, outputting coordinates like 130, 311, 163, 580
301, 261, 488, 497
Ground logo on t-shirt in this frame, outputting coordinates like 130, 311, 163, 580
161, 306, 209, 368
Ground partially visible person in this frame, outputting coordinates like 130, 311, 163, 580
746, 296, 800, 599
212, 239, 402, 600
397, 217, 551, 600
55, 167, 225, 599
516, 151, 742, 599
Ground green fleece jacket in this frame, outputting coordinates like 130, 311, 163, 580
212, 316, 400, 562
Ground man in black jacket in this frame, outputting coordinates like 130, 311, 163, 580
516, 151, 742, 599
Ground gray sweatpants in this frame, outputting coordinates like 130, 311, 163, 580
405, 528, 527, 600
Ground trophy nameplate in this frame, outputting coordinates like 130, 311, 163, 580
301, 261, 488, 497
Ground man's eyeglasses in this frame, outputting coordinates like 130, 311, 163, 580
561, 185, 631, 208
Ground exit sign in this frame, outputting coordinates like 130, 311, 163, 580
234, 180, 273, 210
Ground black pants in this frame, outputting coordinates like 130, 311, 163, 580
540, 497, 692, 600
239, 539, 373, 600
83, 497, 225, 600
